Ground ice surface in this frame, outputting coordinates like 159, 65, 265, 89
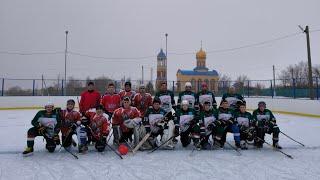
0, 110, 319, 180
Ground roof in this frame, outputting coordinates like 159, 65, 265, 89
157, 49, 166, 59
177, 69, 219, 76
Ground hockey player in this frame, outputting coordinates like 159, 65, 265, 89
112, 97, 142, 146
252, 101, 282, 149
79, 81, 101, 115
175, 100, 201, 149
60, 99, 81, 150
154, 81, 176, 112
119, 81, 136, 103
86, 105, 110, 152
233, 103, 254, 150
22, 102, 61, 156
132, 84, 152, 117
221, 86, 245, 111
215, 100, 241, 148
101, 82, 121, 119
142, 97, 175, 150
197, 82, 217, 110
199, 101, 219, 150
177, 82, 198, 109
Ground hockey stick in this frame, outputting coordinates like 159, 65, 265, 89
148, 134, 178, 154
63, 146, 79, 159
255, 136, 293, 159
105, 143, 123, 159
280, 131, 305, 147
132, 133, 151, 154
225, 141, 242, 156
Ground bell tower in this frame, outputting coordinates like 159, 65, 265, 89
156, 49, 167, 90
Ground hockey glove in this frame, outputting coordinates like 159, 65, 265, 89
38, 126, 46, 135
53, 135, 60, 145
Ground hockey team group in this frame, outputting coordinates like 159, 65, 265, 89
22, 81, 285, 157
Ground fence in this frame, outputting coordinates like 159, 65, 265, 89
0, 77, 319, 100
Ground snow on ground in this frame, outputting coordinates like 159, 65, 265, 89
0, 110, 320, 180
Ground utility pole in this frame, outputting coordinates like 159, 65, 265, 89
299, 25, 314, 99
64, 30, 69, 96
141, 65, 144, 84
273, 65, 276, 97
151, 68, 153, 82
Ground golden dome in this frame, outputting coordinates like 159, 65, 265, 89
196, 48, 206, 59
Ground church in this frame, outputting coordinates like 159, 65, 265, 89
176, 47, 219, 92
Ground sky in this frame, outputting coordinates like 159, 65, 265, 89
0, 0, 320, 83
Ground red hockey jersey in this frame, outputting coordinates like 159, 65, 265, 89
60, 109, 81, 135
89, 113, 110, 139
101, 93, 121, 113
79, 90, 101, 114
112, 106, 141, 132
132, 93, 152, 117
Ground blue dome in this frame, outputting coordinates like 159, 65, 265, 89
157, 49, 166, 59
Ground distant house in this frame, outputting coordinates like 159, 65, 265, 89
176, 47, 219, 92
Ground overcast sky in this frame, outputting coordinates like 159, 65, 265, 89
1, 0, 320, 83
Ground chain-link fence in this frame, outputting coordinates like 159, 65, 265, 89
0, 77, 319, 100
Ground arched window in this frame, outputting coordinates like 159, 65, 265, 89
198, 79, 202, 92
210, 79, 216, 92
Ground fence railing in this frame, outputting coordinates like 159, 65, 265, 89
0, 77, 319, 100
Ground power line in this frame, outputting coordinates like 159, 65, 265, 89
1, 29, 319, 60
0, 51, 64, 55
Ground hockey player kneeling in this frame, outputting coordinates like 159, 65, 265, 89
60, 99, 81, 151
23, 102, 61, 156
252, 101, 282, 149
215, 100, 241, 148
86, 105, 110, 152
234, 103, 255, 150
199, 101, 219, 150
175, 100, 201, 150
112, 97, 142, 146
142, 97, 175, 150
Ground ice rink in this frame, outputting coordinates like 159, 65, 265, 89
0, 110, 319, 180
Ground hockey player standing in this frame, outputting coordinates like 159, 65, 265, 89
79, 81, 101, 115
112, 97, 142, 146
178, 82, 198, 109
132, 84, 152, 117
154, 82, 176, 112
221, 86, 245, 111
175, 100, 201, 149
252, 101, 281, 149
22, 102, 61, 156
233, 103, 254, 150
197, 82, 217, 110
101, 82, 121, 119
119, 81, 136, 103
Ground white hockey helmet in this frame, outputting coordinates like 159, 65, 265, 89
45, 101, 54, 108
185, 82, 192, 87
181, 100, 189, 106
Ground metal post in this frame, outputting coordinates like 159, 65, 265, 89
270, 80, 273, 98
273, 65, 276, 97
293, 78, 296, 99
247, 80, 250, 97
32, 79, 35, 96
172, 81, 175, 94
316, 77, 319, 100
64, 30, 69, 96
1, 78, 4, 96
61, 80, 64, 96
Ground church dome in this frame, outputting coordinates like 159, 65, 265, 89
196, 48, 206, 59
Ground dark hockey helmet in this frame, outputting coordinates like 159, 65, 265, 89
125, 81, 132, 87
258, 101, 266, 107
67, 99, 75, 105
